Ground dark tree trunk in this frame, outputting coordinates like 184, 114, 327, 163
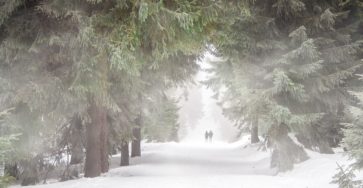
84, 103, 108, 178
4, 163, 19, 180
70, 145, 84, 165
131, 127, 141, 157
70, 115, 84, 165
131, 113, 142, 157
110, 144, 118, 155
100, 114, 109, 173
269, 123, 308, 172
251, 117, 260, 144
21, 160, 39, 186
120, 141, 129, 166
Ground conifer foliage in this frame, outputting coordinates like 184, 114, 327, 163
331, 163, 362, 188
0, 0, 226, 182
0, 0, 363, 186
143, 97, 180, 142
206, 0, 363, 171
343, 115, 363, 168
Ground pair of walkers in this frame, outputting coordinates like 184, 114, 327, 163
204, 130, 214, 142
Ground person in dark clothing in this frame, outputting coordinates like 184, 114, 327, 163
205, 130, 209, 142
208, 130, 214, 142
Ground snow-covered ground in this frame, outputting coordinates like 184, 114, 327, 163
11, 139, 359, 188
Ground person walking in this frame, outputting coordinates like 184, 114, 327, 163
205, 130, 209, 142
208, 130, 214, 142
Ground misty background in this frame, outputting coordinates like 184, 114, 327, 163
174, 53, 239, 143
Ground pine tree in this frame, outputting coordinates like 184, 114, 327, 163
331, 163, 362, 188
143, 97, 180, 142
343, 110, 363, 169
1, 0, 228, 178
207, 0, 363, 171
0, 109, 19, 188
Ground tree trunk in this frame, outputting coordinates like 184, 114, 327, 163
100, 115, 109, 173
120, 141, 129, 166
269, 123, 308, 172
131, 127, 141, 157
70, 145, 84, 165
84, 103, 108, 178
251, 117, 260, 144
70, 114, 84, 165
21, 160, 39, 186
110, 144, 118, 155
4, 163, 18, 180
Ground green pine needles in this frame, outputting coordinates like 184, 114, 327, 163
331, 163, 362, 188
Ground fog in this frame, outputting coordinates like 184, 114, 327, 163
177, 53, 239, 143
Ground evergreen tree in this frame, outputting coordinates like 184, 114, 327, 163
0, 0, 227, 178
331, 163, 362, 188
207, 0, 363, 171
0, 134, 17, 186
343, 105, 363, 169
0, 109, 19, 188
143, 97, 180, 142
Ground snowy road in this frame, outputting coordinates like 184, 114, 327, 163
12, 140, 351, 188
108, 142, 275, 177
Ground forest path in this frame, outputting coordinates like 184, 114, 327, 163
16, 141, 348, 188
108, 142, 274, 177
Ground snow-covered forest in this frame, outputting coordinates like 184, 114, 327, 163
0, 0, 363, 188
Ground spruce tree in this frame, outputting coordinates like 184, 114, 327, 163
343, 109, 363, 169
143, 97, 180, 142
331, 163, 362, 188
0, 0, 227, 178
207, 0, 363, 171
